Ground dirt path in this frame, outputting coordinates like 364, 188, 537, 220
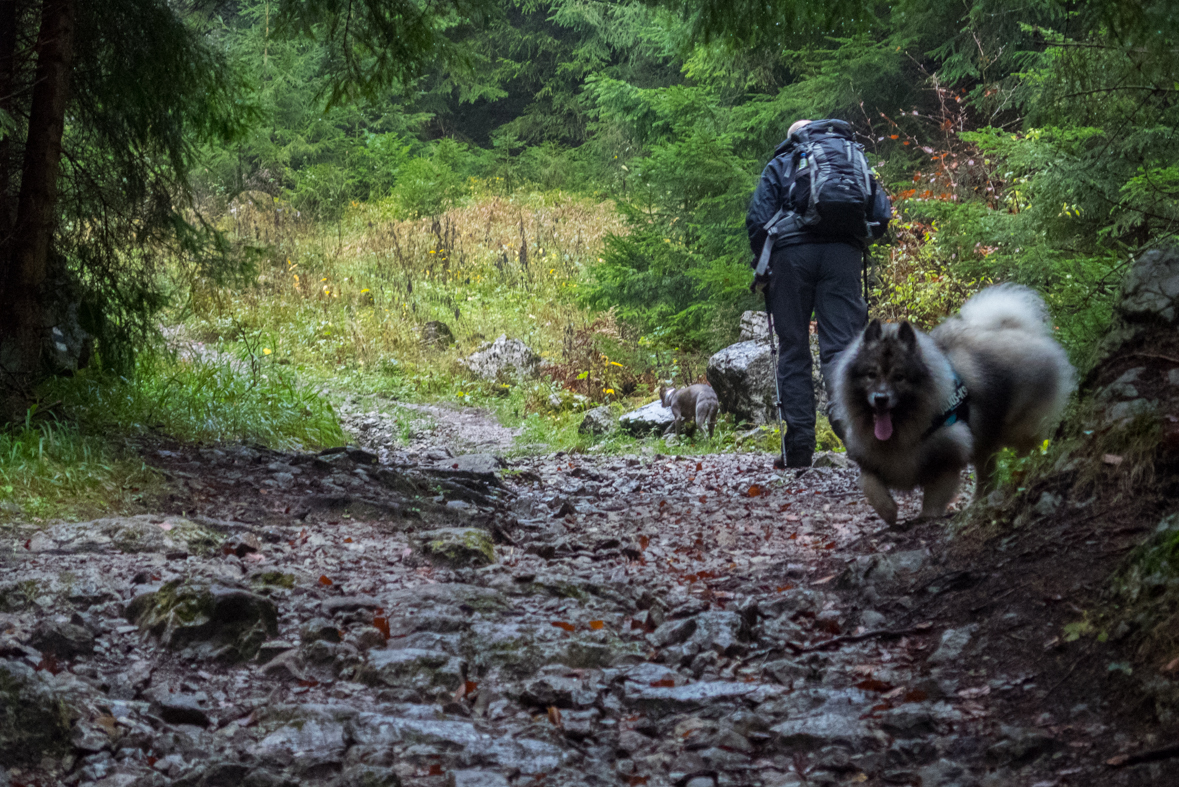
0, 405, 1168, 787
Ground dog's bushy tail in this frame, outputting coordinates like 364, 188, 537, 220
958, 283, 1050, 335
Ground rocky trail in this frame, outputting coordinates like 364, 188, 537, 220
0, 398, 1174, 787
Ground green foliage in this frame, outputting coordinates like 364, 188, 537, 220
42, 350, 346, 451
0, 411, 157, 520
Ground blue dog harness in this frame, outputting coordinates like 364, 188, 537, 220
925, 370, 970, 438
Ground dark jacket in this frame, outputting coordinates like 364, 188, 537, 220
746, 132, 891, 260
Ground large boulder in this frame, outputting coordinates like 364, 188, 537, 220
706, 341, 777, 425
126, 580, 279, 661
460, 334, 542, 381
619, 399, 674, 436
707, 320, 826, 425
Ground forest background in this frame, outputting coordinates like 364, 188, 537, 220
0, 0, 1177, 514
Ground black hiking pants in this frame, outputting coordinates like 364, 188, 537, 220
766, 240, 867, 459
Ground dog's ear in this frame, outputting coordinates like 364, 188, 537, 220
898, 321, 918, 348
864, 319, 883, 342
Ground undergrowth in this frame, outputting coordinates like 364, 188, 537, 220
0, 410, 157, 521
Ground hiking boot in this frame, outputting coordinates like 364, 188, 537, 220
785, 449, 813, 468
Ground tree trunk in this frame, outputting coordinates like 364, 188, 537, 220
1, 0, 74, 398
0, 0, 17, 281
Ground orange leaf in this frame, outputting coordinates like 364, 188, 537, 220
547, 706, 563, 729
373, 616, 391, 640
890, 134, 899, 140
465, 680, 478, 695
903, 140, 911, 146
824, 541, 837, 549
318, 575, 333, 586
695, 461, 703, 471
551, 621, 576, 632
343, 537, 353, 543
649, 678, 676, 688
776, 584, 795, 592
747, 484, 763, 497
699, 495, 707, 503
589, 620, 605, 630
639, 534, 650, 550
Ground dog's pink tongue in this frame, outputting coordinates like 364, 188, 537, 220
874, 411, 894, 441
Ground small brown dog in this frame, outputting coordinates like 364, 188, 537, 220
660, 384, 719, 438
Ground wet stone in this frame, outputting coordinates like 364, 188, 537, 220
126, 581, 278, 662
449, 771, 510, 787
413, 527, 496, 568
153, 693, 211, 727
28, 617, 94, 660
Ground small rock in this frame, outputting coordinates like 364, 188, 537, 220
812, 452, 849, 469
579, 406, 616, 436
413, 527, 496, 567
460, 335, 542, 381
449, 771, 510, 787
619, 400, 674, 437
28, 617, 95, 660
422, 320, 456, 349
928, 626, 977, 666
126, 581, 279, 662
154, 693, 211, 727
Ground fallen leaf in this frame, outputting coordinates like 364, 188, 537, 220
628, 777, 649, 786
639, 535, 650, 550
318, 575, 333, 586
785, 514, 801, 522
695, 462, 702, 471
650, 678, 676, 688
856, 678, 893, 693
427, 763, 444, 776
589, 620, 605, 630
1105, 755, 1130, 767
297, 679, 319, 688
551, 621, 576, 632
547, 706, 563, 730
776, 584, 795, 592
812, 574, 837, 585
747, 484, 763, 497
343, 537, 353, 543
373, 615, 391, 640
903, 689, 928, 703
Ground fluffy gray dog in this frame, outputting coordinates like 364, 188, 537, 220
832, 284, 1075, 526
660, 384, 719, 438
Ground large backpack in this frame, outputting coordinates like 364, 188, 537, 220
787, 119, 872, 239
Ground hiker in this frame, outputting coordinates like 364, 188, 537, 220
747, 118, 892, 468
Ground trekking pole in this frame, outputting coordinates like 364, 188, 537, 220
765, 299, 787, 470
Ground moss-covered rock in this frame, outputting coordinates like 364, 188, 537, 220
126, 580, 279, 661
413, 527, 496, 567
0, 661, 84, 767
